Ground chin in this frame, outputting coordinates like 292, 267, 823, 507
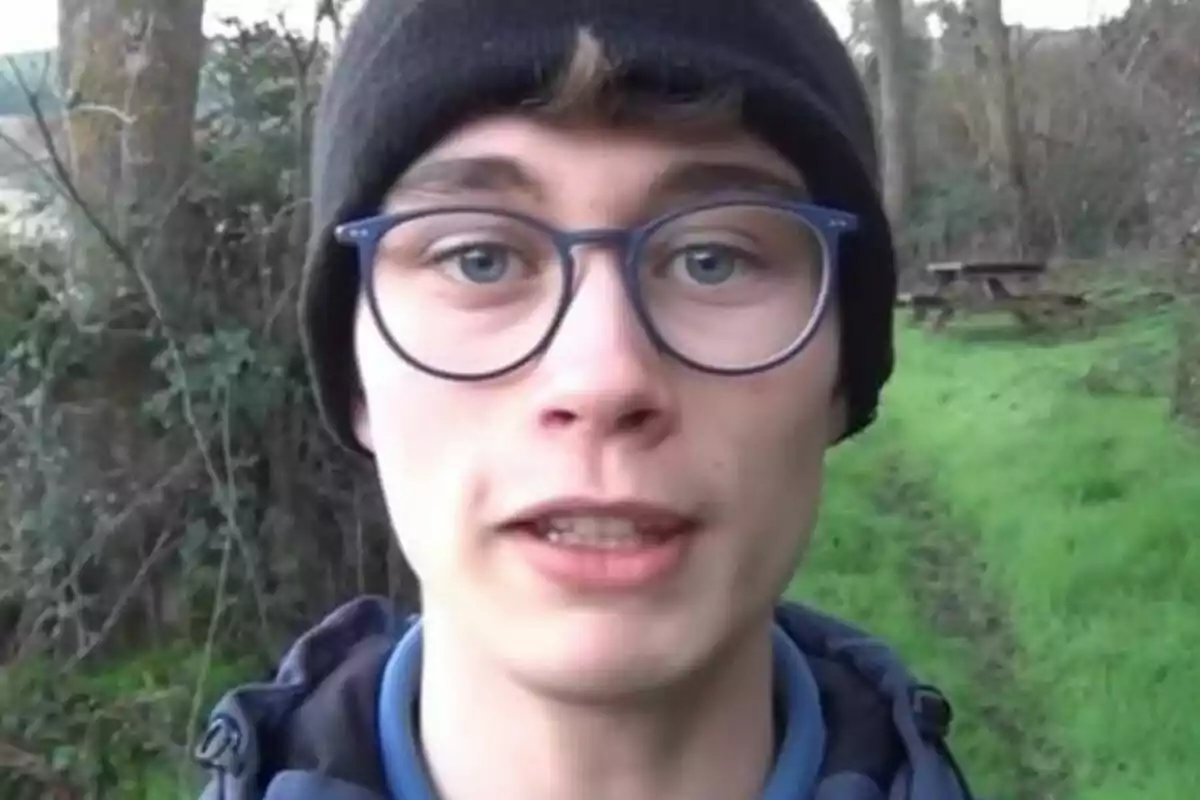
504, 608, 720, 702
518, 650, 699, 704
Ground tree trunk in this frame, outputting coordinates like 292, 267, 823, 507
122, 0, 208, 317
49, 0, 207, 655
57, 0, 129, 321
57, 0, 206, 322
972, 0, 1037, 257
873, 0, 916, 237
1172, 222, 1200, 427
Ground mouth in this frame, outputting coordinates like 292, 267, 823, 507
502, 501, 697, 589
504, 499, 695, 544
531, 514, 683, 547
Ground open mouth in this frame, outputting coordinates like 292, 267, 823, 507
532, 515, 680, 549
507, 507, 696, 589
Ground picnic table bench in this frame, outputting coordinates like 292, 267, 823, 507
897, 260, 1087, 330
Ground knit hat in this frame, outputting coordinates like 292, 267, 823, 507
302, 0, 896, 456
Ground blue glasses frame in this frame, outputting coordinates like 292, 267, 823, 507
334, 197, 858, 381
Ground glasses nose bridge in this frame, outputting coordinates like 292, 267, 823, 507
550, 226, 650, 348
557, 226, 636, 262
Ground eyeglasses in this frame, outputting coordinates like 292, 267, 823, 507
334, 198, 856, 380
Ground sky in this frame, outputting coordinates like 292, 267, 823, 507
0, 0, 1134, 55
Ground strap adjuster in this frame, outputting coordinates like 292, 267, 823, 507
195, 714, 245, 777
910, 685, 953, 740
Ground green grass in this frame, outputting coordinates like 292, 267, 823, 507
0, 645, 258, 799
791, 312, 1200, 799
789, 422, 1021, 794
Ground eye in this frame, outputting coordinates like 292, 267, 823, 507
434, 243, 521, 284
669, 245, 751, 286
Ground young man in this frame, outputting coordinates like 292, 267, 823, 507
196, 1, 979, 798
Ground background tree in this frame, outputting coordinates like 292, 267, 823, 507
967, 0, 1038, 256
2, 10, 409, 791
873, 0, 917, 236
56, 0, 206, 322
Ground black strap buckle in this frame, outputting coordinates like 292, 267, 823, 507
910, 685, 953, 741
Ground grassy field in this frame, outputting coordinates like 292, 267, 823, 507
791, 312, 1200, 799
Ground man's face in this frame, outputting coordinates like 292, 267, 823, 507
352, 113, 843, 699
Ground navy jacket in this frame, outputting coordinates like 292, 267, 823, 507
196, 597, 978, 800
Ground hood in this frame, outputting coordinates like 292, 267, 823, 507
195, 597, 976, 800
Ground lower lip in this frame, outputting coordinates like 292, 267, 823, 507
513, 527, 692, 590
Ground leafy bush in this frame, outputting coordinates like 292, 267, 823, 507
0, 16, 409, 792
0, 647, 259, 798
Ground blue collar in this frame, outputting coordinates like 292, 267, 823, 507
377, 619, 825, 800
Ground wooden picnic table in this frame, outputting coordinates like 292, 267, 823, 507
897, 260, 1087, 330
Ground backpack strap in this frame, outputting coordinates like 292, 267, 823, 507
808, 652, 906, 789
775, 603, 977, 799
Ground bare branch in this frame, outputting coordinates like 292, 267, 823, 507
0, 126, 65, 197
61, 526, 182, 672
1, 54, 55, 115
57, 449, 203, 597
8, 57, 135, 285
61, 102, 136, 125
317, 0, 347, 45
182, 522, 234, 768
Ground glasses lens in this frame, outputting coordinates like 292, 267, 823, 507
367, 211, 565, 376
637, 204, 827, 370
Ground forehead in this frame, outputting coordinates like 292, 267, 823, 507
386, 113, 808, 210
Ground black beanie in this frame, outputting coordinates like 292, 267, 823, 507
302, 0, 896, 455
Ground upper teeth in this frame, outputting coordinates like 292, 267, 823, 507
539, 516, 666, 548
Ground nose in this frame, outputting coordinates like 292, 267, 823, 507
530, 252, 677, 449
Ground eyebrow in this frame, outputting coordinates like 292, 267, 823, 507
647, 162, 809, 202
386, 156, 808, 205
388, 156, 542, 202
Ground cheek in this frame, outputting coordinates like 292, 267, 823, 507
733, 333, 837, 439
769, 338, 839, 487
355, 318, 490, 574
354, 302, 477, 466
700, 334, 838, 533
